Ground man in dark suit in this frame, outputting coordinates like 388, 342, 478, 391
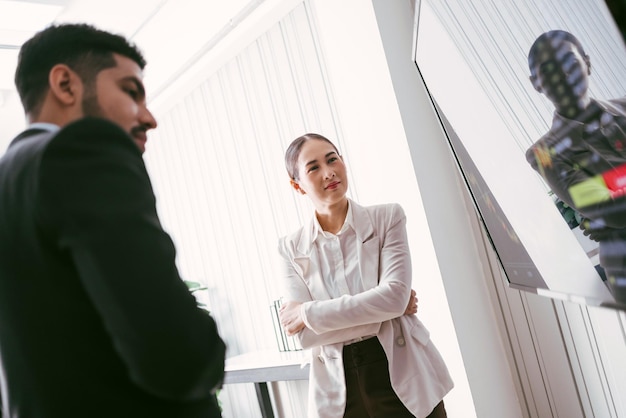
0, 24, 226, 417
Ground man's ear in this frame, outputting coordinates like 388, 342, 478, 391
48, 64, 82, 106
584, 54, 591, 75
529, 75, 542, 93
290, 178, 306, 195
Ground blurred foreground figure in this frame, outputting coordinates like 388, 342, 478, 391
0, 23, 225, 417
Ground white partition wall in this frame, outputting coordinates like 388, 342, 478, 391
145, 3, 335, 416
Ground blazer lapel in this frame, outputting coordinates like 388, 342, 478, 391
293, 216, 332, 301
351, 200, 380, 290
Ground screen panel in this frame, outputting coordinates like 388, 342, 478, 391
413, 0, 626, 310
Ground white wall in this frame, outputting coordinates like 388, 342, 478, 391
370, 1, 525, 416
0, 90, 25, 152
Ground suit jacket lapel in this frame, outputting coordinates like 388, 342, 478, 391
293, 201, 381, 298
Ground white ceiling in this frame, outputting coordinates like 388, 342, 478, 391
0, 0, 169, 141
0, 0, 254, 147
0, 0, 168, 90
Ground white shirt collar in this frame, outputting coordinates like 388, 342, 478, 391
313, 200, 353, 240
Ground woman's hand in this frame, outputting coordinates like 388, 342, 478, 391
279, 301, 306, 336
404, 289, 418, 315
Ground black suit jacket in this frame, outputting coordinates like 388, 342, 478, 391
0, 118, 226, 417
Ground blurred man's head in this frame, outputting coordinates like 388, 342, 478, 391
15, 23, 156, 152
528, 30, 592, 118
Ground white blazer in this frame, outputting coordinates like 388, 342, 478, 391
278, 201, 454, 418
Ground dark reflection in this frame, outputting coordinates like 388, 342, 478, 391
605, 0, 626, 44
413, 0, 625, 310
525, 30, 626, 304
435, 101, 549, 292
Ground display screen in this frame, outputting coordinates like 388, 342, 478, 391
413, 0, 626, 310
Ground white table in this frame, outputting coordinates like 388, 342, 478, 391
224, 350, 310, 417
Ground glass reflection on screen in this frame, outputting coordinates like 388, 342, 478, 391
413, 0, 626, 309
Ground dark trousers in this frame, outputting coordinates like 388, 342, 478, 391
342, 337, 447, 418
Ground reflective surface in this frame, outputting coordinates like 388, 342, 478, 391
413, 0, 626, 310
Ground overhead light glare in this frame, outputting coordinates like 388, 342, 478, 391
0, 48, 17, 90
0, 1, 63, 32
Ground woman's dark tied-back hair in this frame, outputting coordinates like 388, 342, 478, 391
284, 133, 340, 180
15, 23, 146, 115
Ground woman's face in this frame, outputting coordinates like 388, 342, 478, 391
292, 139, 348, 208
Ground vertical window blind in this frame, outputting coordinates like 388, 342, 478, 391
144, 3, 349, 416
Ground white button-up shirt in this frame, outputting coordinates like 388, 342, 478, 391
311, 203, 374, 344
313, 202, 364, 298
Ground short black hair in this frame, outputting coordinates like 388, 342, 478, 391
15, 23, 146, 116
528, 30, 587, 75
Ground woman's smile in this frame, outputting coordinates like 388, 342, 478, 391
325, 181, 340, 190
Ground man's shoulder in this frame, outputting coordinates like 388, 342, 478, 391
526, 132, 552, 164
0, 128, 57, 173
54, 117, 131, 143
525, 122, 574, 170
601, 97, 626, 114
46, 117, 140, 158
7, 118, 133, 153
